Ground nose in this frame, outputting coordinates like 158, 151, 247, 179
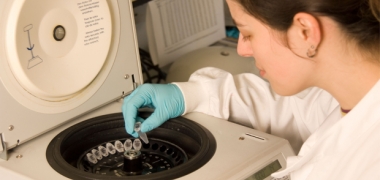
237, 33, 253, 57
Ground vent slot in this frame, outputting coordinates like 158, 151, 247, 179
245, 133, 266, 141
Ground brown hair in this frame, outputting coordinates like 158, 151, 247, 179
236, 0, 380, 61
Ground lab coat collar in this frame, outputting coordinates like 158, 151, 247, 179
272, 79, 380, 178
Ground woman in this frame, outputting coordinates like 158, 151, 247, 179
123, 0, 380, 179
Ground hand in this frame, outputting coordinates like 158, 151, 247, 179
122, 84, 185, 137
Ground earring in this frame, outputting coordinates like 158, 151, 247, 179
307, 45, 317, 58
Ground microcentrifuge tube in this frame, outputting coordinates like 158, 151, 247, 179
98, 146, 109, 157
124, 139, 133, 151
133, 139, 142, 151
134, 122, 149, 144
106, 143, 116, 154
86, 153, 98, 164
114, 140, 124, 152
92, 149, 103, 160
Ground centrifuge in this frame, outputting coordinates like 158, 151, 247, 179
0, 0, 294, 179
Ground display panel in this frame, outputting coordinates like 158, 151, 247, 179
250, 160, 282, 180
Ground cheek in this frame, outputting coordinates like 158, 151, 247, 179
250, 32, 286, 60
247, 27, 307, 89
246, 31, 316, 95
251, 44, 305, 94
251, 39, 290, 70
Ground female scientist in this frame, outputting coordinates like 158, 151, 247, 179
123, 0, 380, 179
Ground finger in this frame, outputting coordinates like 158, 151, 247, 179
122, 102, 138, 135
123, 85, 154, 134
122, 88, 148, 133
123, 98, 153, 135
130, 132, 139, 138
122, 95, 142, 134
136, 116, 145, 123
127, 117, 145, 138
140, 110, 168, 133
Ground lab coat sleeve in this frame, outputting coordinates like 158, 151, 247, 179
174, 67, 276, 131
173, 67, 338, 153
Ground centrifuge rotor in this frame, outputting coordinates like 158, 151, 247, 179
46, 113, 216, 180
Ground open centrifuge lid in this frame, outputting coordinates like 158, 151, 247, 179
0, 0, 142, 150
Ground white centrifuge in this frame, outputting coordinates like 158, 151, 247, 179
0, 0, 294, 179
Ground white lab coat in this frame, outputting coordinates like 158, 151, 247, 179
174, 67, 380, 179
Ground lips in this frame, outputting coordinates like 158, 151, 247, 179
259, 70, 266, 77
255, 64, 265, 77
255, 61, 266, 77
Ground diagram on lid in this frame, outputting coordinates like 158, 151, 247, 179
5, 0, 112, 102
23, 24, 43, 69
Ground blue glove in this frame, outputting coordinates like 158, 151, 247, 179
122, 84, 185, 137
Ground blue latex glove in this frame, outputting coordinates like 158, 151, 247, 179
122, 84, 185, 137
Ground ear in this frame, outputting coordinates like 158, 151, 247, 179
287, 13, 321, 58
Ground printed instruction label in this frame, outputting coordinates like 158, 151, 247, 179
77, 0, 106, 46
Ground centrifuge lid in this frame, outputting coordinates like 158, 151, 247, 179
0, 0, 142, 150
